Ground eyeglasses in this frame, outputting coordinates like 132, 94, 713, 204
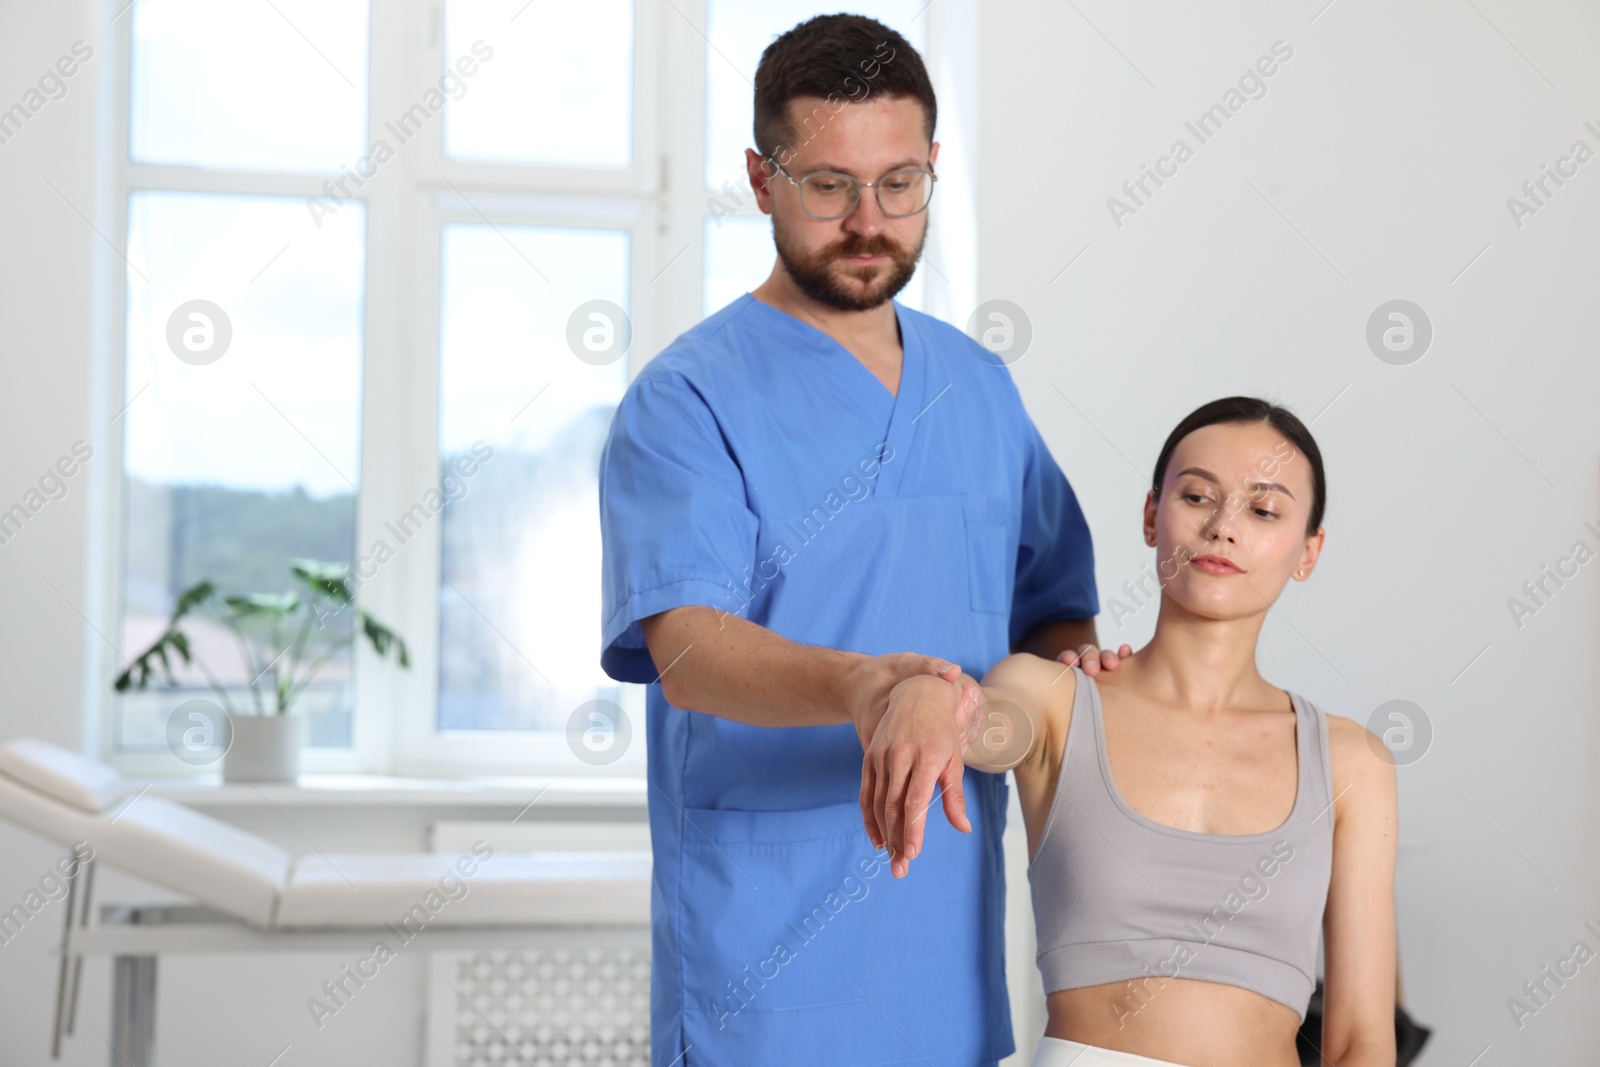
765, 159, 938, 220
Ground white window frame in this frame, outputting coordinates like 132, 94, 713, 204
95, 0, 975, 778
376, 0, 667, 777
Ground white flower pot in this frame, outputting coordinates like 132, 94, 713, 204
223, 715, 304, 783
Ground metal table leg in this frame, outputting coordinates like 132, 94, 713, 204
111, 955, 157, 1067
66, 861, 94, 1037
49, 865, 78, 1057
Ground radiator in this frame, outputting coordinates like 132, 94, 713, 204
425, 820, 652, 1066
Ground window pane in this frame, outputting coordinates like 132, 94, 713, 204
443, 0, 633, 166
130, 0, 369, 171
120, 192, 366, 751
704, 2, 928, 190
702, 214, 924, 319
437, 225, 630, 731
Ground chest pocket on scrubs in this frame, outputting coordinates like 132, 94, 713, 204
963, 493, 1013, 616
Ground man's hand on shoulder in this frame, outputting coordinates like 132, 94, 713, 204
1056, 642, 1134, 675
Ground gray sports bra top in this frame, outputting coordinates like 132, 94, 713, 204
1028, 666, 1334, 1021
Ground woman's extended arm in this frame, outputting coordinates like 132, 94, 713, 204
1319, 715, 1400, 1066
859, 653, 1066, 877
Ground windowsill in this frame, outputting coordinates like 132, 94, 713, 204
145, 772, 648, 809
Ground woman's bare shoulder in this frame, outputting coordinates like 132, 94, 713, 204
1321, 709, 1399, 830
1323, 710, 1390, 771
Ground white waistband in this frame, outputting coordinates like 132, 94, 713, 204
1028, 1036, 1193, 1067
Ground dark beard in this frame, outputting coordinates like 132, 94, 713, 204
771, 219, 924, 312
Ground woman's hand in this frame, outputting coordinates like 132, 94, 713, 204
1057, 642, 1134, 674
859, 674, 977, 878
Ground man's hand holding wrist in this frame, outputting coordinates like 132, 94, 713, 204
847, 652, 963, 751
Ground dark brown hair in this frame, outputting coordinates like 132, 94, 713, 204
1151, 396, 1327, 535
752, 14, 936, 163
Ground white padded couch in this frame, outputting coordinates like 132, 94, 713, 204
0, 738, 651, 1065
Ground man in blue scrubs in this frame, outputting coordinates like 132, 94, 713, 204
599, 14, 1122, 1066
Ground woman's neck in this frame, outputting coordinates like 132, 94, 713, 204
1117, 598, 1275, 714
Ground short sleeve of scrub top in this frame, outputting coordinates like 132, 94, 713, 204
598, 374, 757, 684
1010, 414, 1101, 646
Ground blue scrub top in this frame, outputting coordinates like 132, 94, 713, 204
599, 293, 1098, 1067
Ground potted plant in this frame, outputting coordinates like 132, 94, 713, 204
115, 558, 410, 782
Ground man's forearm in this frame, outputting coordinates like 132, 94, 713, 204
641, 605, 949, 732
1011, 616, 1098, 660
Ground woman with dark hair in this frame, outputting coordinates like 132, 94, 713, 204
863, 397, 1399, 1066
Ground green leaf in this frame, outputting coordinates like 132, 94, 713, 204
360, 613, 411, 669
115, 579, 213, 692
222, 592, 300, 617
172, 579, 215, 619
291, 558, 354, 605
114, 623, 196, 692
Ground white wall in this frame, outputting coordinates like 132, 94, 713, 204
977, 0, 1600, 1063
2, 0, 118, 1061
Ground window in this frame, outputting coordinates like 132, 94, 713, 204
434, 224, 630, 734
117, 0, 371, 759
128, 0, 369, 172
119, 191, 366, 751
106, 0, 967, 776
442, 0, 633, 166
